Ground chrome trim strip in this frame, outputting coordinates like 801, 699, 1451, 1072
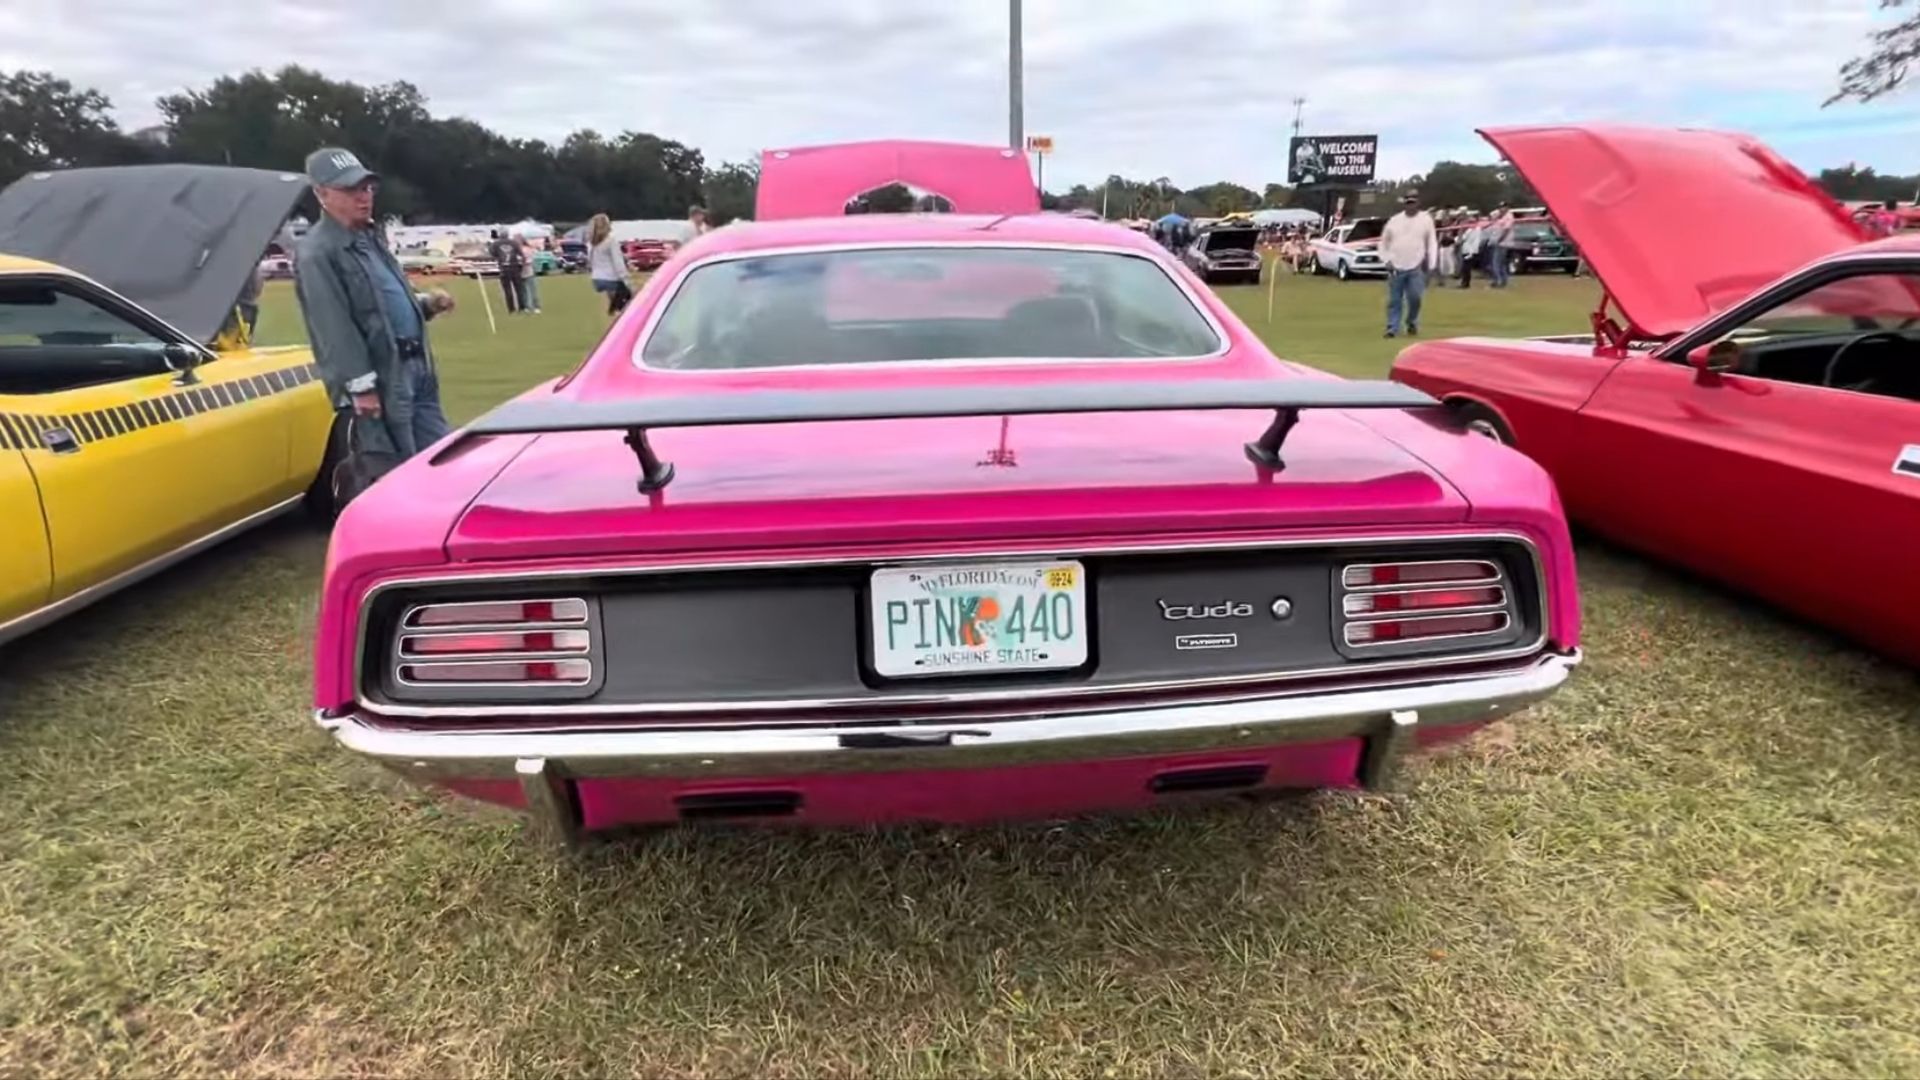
397, 632, 592, 658
627, 240, 1233, 373
318, 649, 1579, 785
401, 598, 589, 628
1343, 612, 1513, 648
1341, 559, 1500, 590
1342, 584, 1509, 618
1345, 598, 1510, 620
0, 494, 303, 648
349, 531, 1552, 719
395, 659, 595, 689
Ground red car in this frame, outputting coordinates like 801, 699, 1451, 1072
1393, 124, 1920, 665
622, 237, 679, 270
309, 140, 1581, 841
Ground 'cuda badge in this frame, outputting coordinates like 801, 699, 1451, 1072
1157, 600, 1255, 621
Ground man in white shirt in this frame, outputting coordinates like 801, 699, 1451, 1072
1485, 204, 1517, 288
1379, 191, 1438, 338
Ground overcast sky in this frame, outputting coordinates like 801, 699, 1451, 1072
6, 0, 1919, 189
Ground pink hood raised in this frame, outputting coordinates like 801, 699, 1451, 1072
755, 140, 1039, 220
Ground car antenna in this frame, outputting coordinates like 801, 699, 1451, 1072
977, 214, 1014, 231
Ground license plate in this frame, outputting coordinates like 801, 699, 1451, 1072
869, 561, 1088, 678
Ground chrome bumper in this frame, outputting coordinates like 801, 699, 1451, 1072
317, 650, 1578, 837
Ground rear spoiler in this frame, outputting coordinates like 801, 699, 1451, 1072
462, 379, 1440, 491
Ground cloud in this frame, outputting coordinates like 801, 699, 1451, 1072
3, 0, 1917, 190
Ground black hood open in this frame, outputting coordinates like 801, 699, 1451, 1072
0, 164, 308, 344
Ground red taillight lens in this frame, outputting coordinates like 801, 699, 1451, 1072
1343, 586, 1504, 616
1340, 558, 1515, 651
1345, 612, 1507, 645
392, 596, 596, 692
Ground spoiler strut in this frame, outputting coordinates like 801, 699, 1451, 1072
460, 379, 1441, 492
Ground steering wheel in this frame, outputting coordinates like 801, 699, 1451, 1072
1823, 330, 1906, 390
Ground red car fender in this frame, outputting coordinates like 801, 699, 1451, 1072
1389, 338, 1627, 484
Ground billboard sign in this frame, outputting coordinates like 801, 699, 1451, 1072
1025, 135, 1055, 156
1288, 135, 1378, 185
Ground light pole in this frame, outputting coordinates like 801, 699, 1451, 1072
1008, 0, 1024, 150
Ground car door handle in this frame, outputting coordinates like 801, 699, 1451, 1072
39, 426, 80, 454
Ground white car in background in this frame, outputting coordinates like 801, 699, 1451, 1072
1311, 218, 1388, 280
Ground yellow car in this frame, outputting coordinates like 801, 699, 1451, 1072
0, 164, 340, 645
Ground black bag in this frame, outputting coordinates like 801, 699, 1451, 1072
331, 416, 402, 510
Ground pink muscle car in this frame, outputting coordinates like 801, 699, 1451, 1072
1392, 124, 1920, 667
311, 140, 1581, 841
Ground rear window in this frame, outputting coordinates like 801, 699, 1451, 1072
638, 246, 1221, 370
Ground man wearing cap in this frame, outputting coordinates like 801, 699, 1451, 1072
294, 147, 456, 462
1378, 190, 1438, 339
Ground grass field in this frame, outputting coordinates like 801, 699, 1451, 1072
3, 269, 1918, 1077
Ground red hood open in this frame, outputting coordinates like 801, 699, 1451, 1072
1480, 124, 1866, 339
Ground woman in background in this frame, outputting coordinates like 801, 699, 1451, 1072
586, 213, 633, 319
517, 234, 542, 314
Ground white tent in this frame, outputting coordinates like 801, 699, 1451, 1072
505, 218, 554, 240
609, 219, 694, 244
1250, 208, 1322, 228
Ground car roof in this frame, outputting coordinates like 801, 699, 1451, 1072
682, 213, 1168, 259
0, 252, 73, 275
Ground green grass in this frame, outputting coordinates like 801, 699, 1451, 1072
3, 271, 1918, 1077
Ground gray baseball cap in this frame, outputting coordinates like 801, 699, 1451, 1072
304, 147, 378, 189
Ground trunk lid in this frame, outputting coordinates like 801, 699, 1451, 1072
1481, 124, 1866, 339
445, 410, 1470, 561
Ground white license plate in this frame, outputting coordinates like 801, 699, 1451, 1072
869, 561, 1088, 678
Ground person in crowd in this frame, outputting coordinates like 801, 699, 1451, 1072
1485, 204, 1516, 289
1433, 211, 1457, 286
1456, 215, 1484, 288
1380, 190, 1438, 339
1871, 200, 1901, 238
586, 213, 634, 319
294, 146, 456, 461
517, 233, 543, 315
1283, 226, 1310, 274
487, 229, 523, 313
686, 205, 711, 240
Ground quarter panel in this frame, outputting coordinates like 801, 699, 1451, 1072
0, 447, 50, 622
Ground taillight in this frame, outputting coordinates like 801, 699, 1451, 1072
1340, 560, 1515, 650
1342, 561, 1498, 588
392, 597, 597, 690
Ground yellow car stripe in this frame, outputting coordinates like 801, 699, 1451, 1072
0, 363, 320, 451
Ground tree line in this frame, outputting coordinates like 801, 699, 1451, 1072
0, 67, 757, 226
4, 65, 1914, 231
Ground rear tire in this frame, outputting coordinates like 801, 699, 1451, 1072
1452, 401, 1515, 446
304, 413, 349, 525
